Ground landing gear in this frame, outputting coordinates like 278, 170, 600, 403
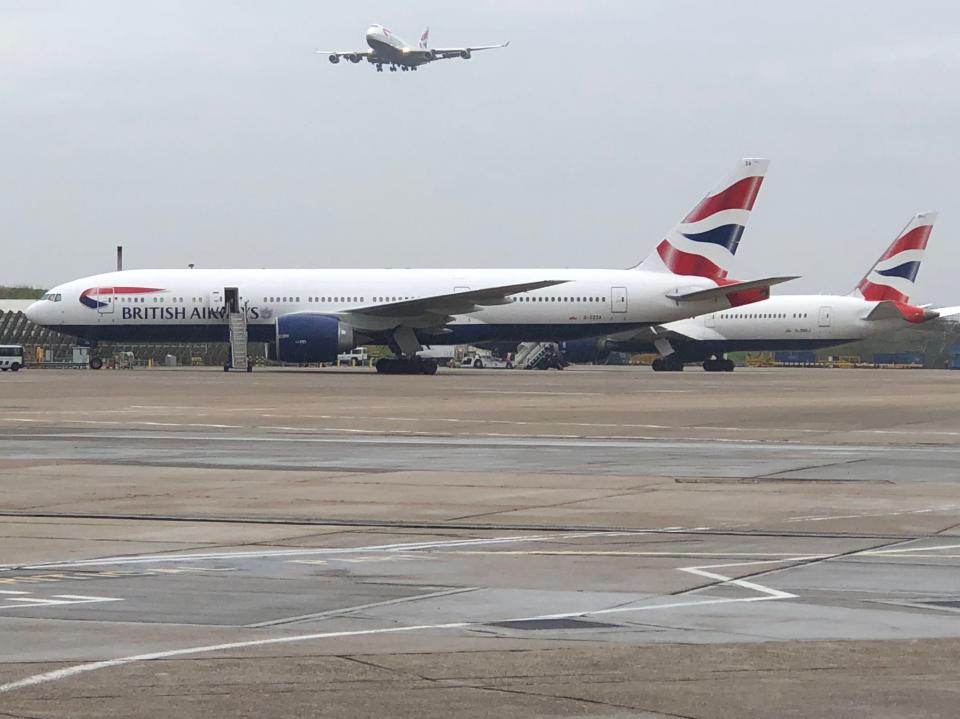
375, 357, 438, 375
376, 64, 383, 72
89, 357, 103, 370
702, 357, 735, 372
401, 66, 408, 72
389, 65, 397, 72
651, 355, 684, 372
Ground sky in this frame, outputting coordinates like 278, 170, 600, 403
2, 1, 959, 303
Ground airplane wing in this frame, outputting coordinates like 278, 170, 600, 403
340, 279, 568, 331
431, 41, 510, 59
315, 49, 376, 64
665, 276, 798, 303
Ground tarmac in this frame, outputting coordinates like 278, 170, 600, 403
1, 366, 960, 718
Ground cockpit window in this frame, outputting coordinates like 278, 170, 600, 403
40, 293, 62, 302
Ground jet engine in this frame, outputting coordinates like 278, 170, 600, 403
347, 54, 361, 63
459, 49, 471, 59
273, 313, 355, 363
328, 55, 341, 64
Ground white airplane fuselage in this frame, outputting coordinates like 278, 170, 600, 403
599, 294, 936, 361
26, 267, 751, 347
364, 25, 430, 67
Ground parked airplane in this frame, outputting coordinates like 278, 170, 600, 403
565, 211, 948, 371
26, 159, 793, 374
318, 25, 509, 72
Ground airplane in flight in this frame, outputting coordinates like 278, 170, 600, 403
317, 25, 509, 72
26, 159, 794, 375
564, 211, 957, 371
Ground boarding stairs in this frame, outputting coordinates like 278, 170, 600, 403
515, 342, 560, 370
227, 311, 249, 371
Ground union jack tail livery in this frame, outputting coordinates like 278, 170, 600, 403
635, 158, 769, 281
419, 26, 429, 49
852, 211, 937, 304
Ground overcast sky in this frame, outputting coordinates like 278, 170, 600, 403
2, 1, 959, 302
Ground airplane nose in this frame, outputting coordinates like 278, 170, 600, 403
24, 301, 40, 323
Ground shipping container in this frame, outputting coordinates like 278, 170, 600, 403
873, 352, 924, 366
774, 350, 817, 365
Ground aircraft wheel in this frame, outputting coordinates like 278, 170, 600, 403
419, 359, 438, 375
723, 359, 735, 372
247, 360, 254, 373
89, 357, 103, 370
473, 359, 483, 369
505, 361, 513, 369
223, 363, 230, 372
664, 356, 684, 372
651, 358, 664, 372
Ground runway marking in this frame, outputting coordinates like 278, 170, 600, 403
864, 543, 960, 555
788, 505, 960, 523
448, 551, 831, 559
0, 592, 123, 611
244, 587, 481, 628
0, 533, 640, 572
0, 557, 794, 695
4, 430, 923, 453
4, 415, 960, 439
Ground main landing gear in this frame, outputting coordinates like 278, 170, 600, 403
651, 355, 684, 372
703, 358, 735, 372
375, 357, 438, 375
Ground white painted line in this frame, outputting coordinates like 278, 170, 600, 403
0, 533, 604, 571
244, 587, 480, 628
0, 590, 30, 595
864, 543, 960, 555
0, 556, 793, 695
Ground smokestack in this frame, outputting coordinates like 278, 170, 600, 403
116, 245, 123, 272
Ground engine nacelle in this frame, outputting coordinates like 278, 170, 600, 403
328, 55, 341, 64
347, 54, 361, 64
274, 313, 355, 363
424, 49, 437, 61
460, 49, 471, 59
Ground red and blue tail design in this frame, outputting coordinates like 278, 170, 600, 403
636, 158, 769, 280
852, 211, 937, 304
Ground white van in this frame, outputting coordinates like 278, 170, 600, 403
0, 345, 24, 372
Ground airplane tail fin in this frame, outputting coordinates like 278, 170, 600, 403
633, 158, 769, 282
419, 26, 430, 49
851, 211, 937, 303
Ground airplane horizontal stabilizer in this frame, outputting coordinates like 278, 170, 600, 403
665, 276, 798, 304
862, 301, 939, 323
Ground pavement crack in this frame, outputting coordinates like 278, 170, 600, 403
472, 683, 699, 718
